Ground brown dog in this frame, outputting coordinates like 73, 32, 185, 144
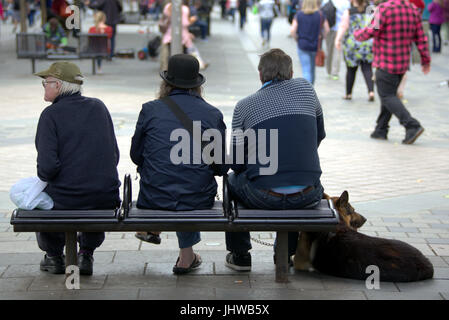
294, 191, 434, 282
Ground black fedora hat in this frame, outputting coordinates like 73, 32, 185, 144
160, 54, 205, 89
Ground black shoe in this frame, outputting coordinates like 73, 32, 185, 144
370, 130, 388, 140
225, 252, 251, 271
78, 253, 94, 276
135, 232, 161, 245
40, 254, 65, 274
402, 126, 424, 145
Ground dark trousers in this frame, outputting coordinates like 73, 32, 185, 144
260, 18, 273, 42
346, 62, 374, 95
110, 24, 117, 58
225, 172, 324, 256
430, 23, 441, 52
374, 68, 421, 135
36, 232, 105, 257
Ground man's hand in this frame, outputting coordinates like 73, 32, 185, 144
422, 64, 430, 74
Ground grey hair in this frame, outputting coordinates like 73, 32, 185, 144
57, 79, 83, 95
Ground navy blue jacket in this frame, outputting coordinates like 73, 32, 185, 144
130, 90, 227, 211
35, 93, 121, 210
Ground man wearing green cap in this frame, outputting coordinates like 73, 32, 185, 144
34, 62, 121, 276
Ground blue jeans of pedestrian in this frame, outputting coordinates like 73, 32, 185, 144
261, 18, 273, 42
297, 47, 317, 85
225, 172, 324, 256
177, 231, 201, 249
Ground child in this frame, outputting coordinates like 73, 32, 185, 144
428, 0, 445, 52
88, 11, 113, 73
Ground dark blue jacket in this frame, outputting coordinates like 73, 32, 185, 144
35, 93, 121, 210
130, 90, 228, 211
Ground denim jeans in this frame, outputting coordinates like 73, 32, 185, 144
225, 172, 324, 255
177, 232, 201, 249
374, 68, 421, 135
430, 24, 441, 52
260, 18, 273, 42
297, 48, 317, 85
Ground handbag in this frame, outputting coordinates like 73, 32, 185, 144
158, 14, 170, 34
315, 39, 325, 67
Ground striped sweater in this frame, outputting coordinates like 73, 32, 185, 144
230, 77, 326, 189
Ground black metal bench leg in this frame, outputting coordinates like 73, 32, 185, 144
275, 231, 289, 283
92, 59, 96, 75
65, 232, 78, 275
31, 59, 35, 74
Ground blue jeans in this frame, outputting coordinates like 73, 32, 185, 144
225, 172, 324, 255
177, 231, 201, 249
297, 48, 317, 85
261, 18, 273, 42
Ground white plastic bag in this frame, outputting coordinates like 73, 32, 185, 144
9, 177, 54, 210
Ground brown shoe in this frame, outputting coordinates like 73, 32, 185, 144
402, 126, 424, 144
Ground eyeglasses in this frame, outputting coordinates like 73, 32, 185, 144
42, 80, 59, 87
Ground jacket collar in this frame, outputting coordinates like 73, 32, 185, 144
169, 89, 202, 99
53, 92, 81, 104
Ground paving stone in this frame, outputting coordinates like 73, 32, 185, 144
388, 227, 420, 233
0, 266, 6, 277
177, 275, 251, 290
0, 277, 34, 292
401, 223, 430, 228
430, 209, 449, 215
0, 291, 62, 300
320, 274, 399, 292
425, 239, 449, 245
140, 287, 216, 300
429, 244, 449, 256
429, 224, 449, 229
441, 292, 449, 300
0, 241, 41, 253
426, 256, 449, 268
285, 271, 326, 290
92, 262, 147, 276
382, 218, 412, 223
103, 274, 177, 290
433, 268, 449, 280
0, 253, 43, 266
365, 291, 443, 300
419, 228, 448, 234
61, 289, 139, 300
28, 274, 107, 291
395, 279, 449, 293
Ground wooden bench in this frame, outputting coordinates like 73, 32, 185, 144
16, 33, 109, 75
10, 174, 339, 283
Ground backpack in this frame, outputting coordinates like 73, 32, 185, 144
321, 0, 336, 28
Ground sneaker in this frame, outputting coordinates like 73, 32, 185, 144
225, 252, 251, 271
78, 253, 94, 276
40, 254, 65, 274
370, 131, 388, 140
402, 126, 424, 145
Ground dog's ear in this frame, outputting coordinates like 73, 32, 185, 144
336, 191, 349, 208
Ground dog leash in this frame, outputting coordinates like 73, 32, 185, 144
250, 236, 274, 247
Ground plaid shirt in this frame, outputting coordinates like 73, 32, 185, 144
354, 0, 430, 75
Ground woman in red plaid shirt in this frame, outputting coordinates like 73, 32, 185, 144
354, 0, 431, 144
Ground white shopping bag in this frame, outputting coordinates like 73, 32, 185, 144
9, 177, 54, 210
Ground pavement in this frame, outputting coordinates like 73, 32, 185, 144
0, 5, 449, 301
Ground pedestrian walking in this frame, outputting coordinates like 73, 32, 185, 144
258, 0, 280, 47
443, 0, 449, 45
238, 0, 248, 29
322, 0, 350, 80
335, 0, 375, 101
428, 0, 445, 52
291, 0, 329, 84
354, 0, 431, 144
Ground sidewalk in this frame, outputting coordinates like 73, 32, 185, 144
0, 6, 448, 300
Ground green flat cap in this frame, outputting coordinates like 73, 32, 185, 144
34, 61, 84, 85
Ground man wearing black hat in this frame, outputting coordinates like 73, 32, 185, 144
131, 54, 228, 274
34, 62, 121, 276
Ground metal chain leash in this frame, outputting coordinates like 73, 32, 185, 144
250, 235, 274, 247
